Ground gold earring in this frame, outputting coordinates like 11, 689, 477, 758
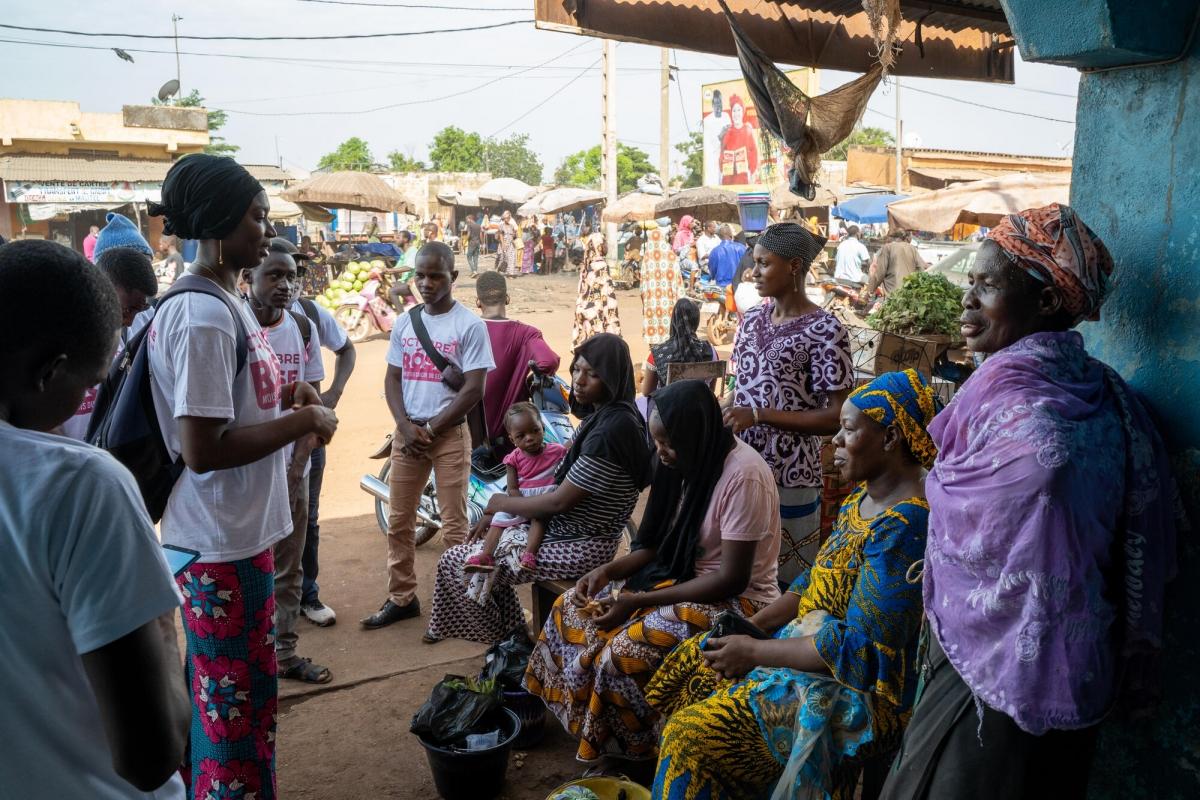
218, 240, 224, 266
792, 269, 799, 292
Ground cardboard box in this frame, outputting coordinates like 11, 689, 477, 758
871, 331, 947, 379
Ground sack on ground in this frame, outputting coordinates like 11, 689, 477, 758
410, 675, 502, 746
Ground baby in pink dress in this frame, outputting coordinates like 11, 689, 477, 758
465, 402, 566, 573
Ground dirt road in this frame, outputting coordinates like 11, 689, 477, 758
275, 268, 673, 799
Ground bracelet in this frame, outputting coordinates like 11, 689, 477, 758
752, 407, 761, 425
424, 422, 436, 436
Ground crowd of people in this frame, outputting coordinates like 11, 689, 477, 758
0, 142, 1183, 800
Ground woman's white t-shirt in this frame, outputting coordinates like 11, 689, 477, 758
147, 283, 290, 562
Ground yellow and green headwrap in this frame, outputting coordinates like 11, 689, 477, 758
849, 369, 940, 468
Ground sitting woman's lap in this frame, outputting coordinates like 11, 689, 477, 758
426, 532, 619, 643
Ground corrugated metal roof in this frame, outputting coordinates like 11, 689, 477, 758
785, 0, 1009, 35
0, 154, 173, 182
243, 164, 291, 182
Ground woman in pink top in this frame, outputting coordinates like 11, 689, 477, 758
526, 379, 781, 769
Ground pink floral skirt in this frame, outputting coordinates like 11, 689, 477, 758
176, 549, 278, 799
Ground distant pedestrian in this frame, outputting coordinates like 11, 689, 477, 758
639, 218, 683, 345
521, 223, 536, 275
708, 224, 748, 287
573, 234, 621, 349
864, 228, 925, 299
497, 210, 518, 275
834, 224, 869, 288
82, 223, 100, 262
465, 213, 482, 276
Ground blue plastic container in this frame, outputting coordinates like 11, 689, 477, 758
737, 192, 771, 232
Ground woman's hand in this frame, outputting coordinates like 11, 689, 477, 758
573, 565, 611, 605
591, 593, 641, 630
484, 493, 512, 516
722, 406, 756, 434
468, 515, 493, 543
702, 635, 762, 681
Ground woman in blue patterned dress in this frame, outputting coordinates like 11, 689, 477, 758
646, 370, 940, 800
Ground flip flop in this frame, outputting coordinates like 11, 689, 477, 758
463, 554, 496, 574
279, 657, 332, 684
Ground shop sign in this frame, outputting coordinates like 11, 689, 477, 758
3, 180, 161, 204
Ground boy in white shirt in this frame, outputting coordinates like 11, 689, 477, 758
244, 245, 332, 683
364, 241, 494, 630
0, 240, 189, 799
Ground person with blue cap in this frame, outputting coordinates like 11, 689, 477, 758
92, 212, 153, 262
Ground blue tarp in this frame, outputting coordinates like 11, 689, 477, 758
831, 193, 908, 224
353, 243, 404, 259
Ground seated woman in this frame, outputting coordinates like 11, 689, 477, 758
526, 379, 782, 767
647, 370, 940, 800
424, 333, 651, 644
641, 298, 717, 397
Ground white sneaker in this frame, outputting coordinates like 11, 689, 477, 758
302, 600, 337, 627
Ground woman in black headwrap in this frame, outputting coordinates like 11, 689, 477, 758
525, 379, 783, 769
722, 222, 853, 586
424, 333, 652, 644
641, 297, 716, 396
145, 154, 338, 798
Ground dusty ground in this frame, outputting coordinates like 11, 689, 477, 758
267, 264, 691, 799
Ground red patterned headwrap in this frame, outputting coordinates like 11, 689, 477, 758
987, 203, 1114, 324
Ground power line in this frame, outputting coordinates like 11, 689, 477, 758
0, 19, 530, 41
221, 41, 593, 116
295, 0, 527, 7
671, 50, 694, 136
897, 84, 1075, 123
488, 58, 602, 138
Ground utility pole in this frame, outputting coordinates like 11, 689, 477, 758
659, 48, 670, 189
894, 76, 903, 195
172, 14, 183, 95
601, 40, 618, 257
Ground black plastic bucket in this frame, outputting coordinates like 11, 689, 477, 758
503, 689, 547, 749
416, 707, 522, 800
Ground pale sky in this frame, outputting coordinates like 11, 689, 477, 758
0, 0, 1080, 180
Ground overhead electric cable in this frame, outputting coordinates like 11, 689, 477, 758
0, 20, 530, 41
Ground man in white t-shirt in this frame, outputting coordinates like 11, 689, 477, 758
287, 242, 358, 627
244, 246, 332, 683
364, 242, 495, 630
0, 240, 189, 799
695, 220, 721, 270
833, 224, 871, 287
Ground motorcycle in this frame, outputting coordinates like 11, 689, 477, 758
359, 362, 576, 545
817, 278, 883, 322
695, 279, 737, 346
335, 271, 412, 343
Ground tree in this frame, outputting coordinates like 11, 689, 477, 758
150, 89, 238, 156
429, 126, 484, 172
824, 126, 895, 161
553, 143, 655, 193
317, 137, 374, 171
675, 132, 703, 188
387, 150, 426, 172
483, 133, 543, 185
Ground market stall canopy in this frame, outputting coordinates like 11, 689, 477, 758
601, 191, 662, 223
295, 202, 335, 224
771, 182, 840, 212
281, 171, 414, 215
534, 0, 1014, 83
831, 192, 908, 224
267, 195, 304, 221
886, 172, 1072, 232
477, 177, 538, 205
655, 186, 740, 223
436, 189, 481, 207
518, 186, 606, 217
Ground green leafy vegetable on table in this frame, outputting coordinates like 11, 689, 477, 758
867, 271, 965, 337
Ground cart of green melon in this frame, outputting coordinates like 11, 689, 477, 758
314, 257, 392, 311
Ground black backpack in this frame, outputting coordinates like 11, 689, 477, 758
87, 275, 249, 522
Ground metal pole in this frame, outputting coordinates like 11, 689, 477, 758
659, 47, 670, 188
894, 76, 903, 194
172, 14, 183, 94
602, 40, 618, 257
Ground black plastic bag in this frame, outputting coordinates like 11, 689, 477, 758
479, 629, 534, 691
410, 674, 502, 745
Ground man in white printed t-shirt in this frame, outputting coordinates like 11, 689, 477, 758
0, 240, 190, 799
364, 241, 494, 630
244, 246, 332, 683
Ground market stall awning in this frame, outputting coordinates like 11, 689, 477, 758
831, 192, 907, 223
437, 189, 481, 207
601, 191, 662, 223
655, 186, 740, 223
535, 0, 1014, 82
518, 186, 606, 217
477, 177, 538, 205
281, 171, 414, 215
886, 172, 1071, 232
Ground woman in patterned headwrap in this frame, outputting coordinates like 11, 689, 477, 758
723, 222, 853, 585
646, 369, 939, 800
881, 204, 1180, 800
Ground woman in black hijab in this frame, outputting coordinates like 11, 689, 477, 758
424, 333, 652, 644
525, 379, 784, 770
641, 298, 715, 397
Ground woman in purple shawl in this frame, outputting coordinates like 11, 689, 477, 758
881, 204, 1179, 799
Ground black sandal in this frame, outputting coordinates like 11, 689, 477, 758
280, 657, 333, 684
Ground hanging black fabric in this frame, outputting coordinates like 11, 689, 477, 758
716, 0, 884, 200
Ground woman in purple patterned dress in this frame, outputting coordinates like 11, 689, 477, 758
722, 222, 852, 584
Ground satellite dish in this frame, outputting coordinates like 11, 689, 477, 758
157, 79, 181, 102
